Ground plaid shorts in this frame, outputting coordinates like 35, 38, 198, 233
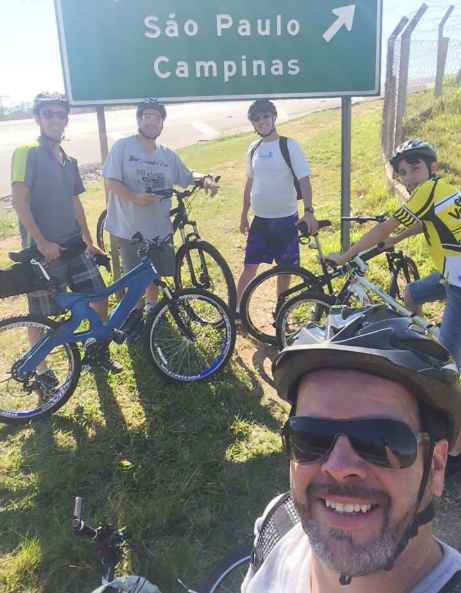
28, 249, 105, 316
245, 214, 300, 266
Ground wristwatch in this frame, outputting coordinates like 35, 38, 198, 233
304, 206, 315, 214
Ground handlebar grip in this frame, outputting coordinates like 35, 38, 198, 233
73, 497, 82, 522
72, 519, 98, 539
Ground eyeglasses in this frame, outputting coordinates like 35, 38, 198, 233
141, 113, 162, 122
282, 416, 430, 470
40, 110, 68, 120
253, 113, 272, 123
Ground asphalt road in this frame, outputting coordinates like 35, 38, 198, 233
0, 97, 346, 198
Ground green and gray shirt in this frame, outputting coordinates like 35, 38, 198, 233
11, 135, 85, 248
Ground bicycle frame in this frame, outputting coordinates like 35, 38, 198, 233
15, 255, 165, 381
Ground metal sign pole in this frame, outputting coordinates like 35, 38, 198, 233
96, 106, 122, 287
341, 97, 352, 252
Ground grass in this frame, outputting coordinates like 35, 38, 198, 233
0, 96, 458, 592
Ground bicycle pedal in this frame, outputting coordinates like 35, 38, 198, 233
112, 330, 126, 345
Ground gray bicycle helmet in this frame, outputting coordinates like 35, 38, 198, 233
136, 98, 167, 120
33, 91, 70, 115
390, 139, 437, 172
247, 99, 277, 121
273, 304, 461, 448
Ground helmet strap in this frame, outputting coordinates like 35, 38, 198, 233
137, 126, 161, 141
254, 124, 276, 138
339, 439, 435, 586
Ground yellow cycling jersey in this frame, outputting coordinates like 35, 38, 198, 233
393, 177, 461, 287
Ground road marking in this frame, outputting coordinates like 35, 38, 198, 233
191, 121, 220, 138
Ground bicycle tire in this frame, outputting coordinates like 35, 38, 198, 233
143, 288, 235, 383
198, 542, 253, 593
240, 265, 317, 345
388, 257, 420, 302
0, 315, 81, 425
175, 241, 237, 313
96, 209, 108, 252
276, 291, 336, 349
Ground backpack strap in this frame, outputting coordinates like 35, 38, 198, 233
251, 491, 300, 571
279, 136, 303, 201
439, 571, 461, 593
250, 140, 263, 165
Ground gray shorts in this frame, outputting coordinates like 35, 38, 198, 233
117, 237, 176, 277
408, 272, 446, 304
28, 249, 105, 316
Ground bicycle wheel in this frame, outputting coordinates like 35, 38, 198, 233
0, 315, 81, 425
240, 265, 317, 345
144, 288, 235, 382
175, 241, 237, 313
276, 291, 336, 349
96, 209, 109, 252
199, 542, 253, 593
388, 257, 420, 301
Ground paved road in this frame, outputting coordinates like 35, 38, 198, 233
0, 97, 347, 198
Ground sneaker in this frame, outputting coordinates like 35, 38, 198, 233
445, 453, 461, 479
144, 301, 158, 315
37, 369, 59, 401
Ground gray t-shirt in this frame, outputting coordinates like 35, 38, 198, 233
243, 498, 461, 593
102, 136, 193, 241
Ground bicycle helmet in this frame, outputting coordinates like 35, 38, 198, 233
274, 304, 460, 446
247, 99, 277, 121
32, 91, 69, 115
273, 304, 461, 583
136, 98, 167, 120
390, 139, 437, 172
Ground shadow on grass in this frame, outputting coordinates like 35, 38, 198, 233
0, 337, 290, 593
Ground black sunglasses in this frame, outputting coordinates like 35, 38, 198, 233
253, 113, 272, 123
282, 416, 430, 470
40, 110, 68, 120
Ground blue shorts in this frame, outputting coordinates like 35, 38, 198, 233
244, 214, 299, 266
408, 272, 446, 304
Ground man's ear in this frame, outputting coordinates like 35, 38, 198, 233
432, 439, 448, 497
431, 161, 438, 174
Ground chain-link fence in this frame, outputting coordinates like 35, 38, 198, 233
381, 4, 461, 178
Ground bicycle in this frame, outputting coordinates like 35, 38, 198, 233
240, 213, 419, 345
96, 178, 237, 313
72, 496, 251, 593
275, 243, 433, 348
0, 233, 235, 425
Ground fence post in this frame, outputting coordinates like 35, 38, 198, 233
394, 4, 428, 149
435, 5, 454, 97
381, 17, 409, 159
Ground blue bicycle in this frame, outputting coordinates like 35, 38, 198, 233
0, 234, 235, 425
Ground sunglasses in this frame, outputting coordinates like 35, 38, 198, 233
282, 416, 430, 470
40, 110, 68, 120
253, 113, 272, 123
141, 113, 162, 121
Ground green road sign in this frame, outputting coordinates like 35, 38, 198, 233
54, 0, 382, 105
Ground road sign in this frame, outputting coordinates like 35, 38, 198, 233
54, 0, 382, 105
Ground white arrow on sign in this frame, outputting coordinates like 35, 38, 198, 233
322, 5, 356, 42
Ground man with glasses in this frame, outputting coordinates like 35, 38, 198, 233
243, 305, 461, 592
11, 91, 121, 377
235, 98, 318, 317
102, 98, 218, 313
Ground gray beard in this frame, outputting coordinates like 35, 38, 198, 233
294, 483, 417, 577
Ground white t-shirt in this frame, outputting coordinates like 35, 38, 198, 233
242, 497, 461, 593
246, 138, 311, 219
101, 135, 193, 241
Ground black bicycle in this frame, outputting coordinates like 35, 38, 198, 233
240, 212, 419, 345
72, 496, 252, 593
96, 178, 237, 312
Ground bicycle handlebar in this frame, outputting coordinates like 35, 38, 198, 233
146, 175, 221, 201
341, 211, 388, 224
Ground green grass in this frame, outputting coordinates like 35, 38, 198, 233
0, 98, 456, 592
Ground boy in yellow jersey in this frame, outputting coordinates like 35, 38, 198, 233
326, 140, 461, 476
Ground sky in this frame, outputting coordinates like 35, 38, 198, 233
0, 0, 460, 105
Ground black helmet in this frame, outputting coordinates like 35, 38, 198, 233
136, 98, 167, 120
273, 304, 461, 448
390, 139, 437, 172
33, 91, 69, 115
247, 99, 277, 122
